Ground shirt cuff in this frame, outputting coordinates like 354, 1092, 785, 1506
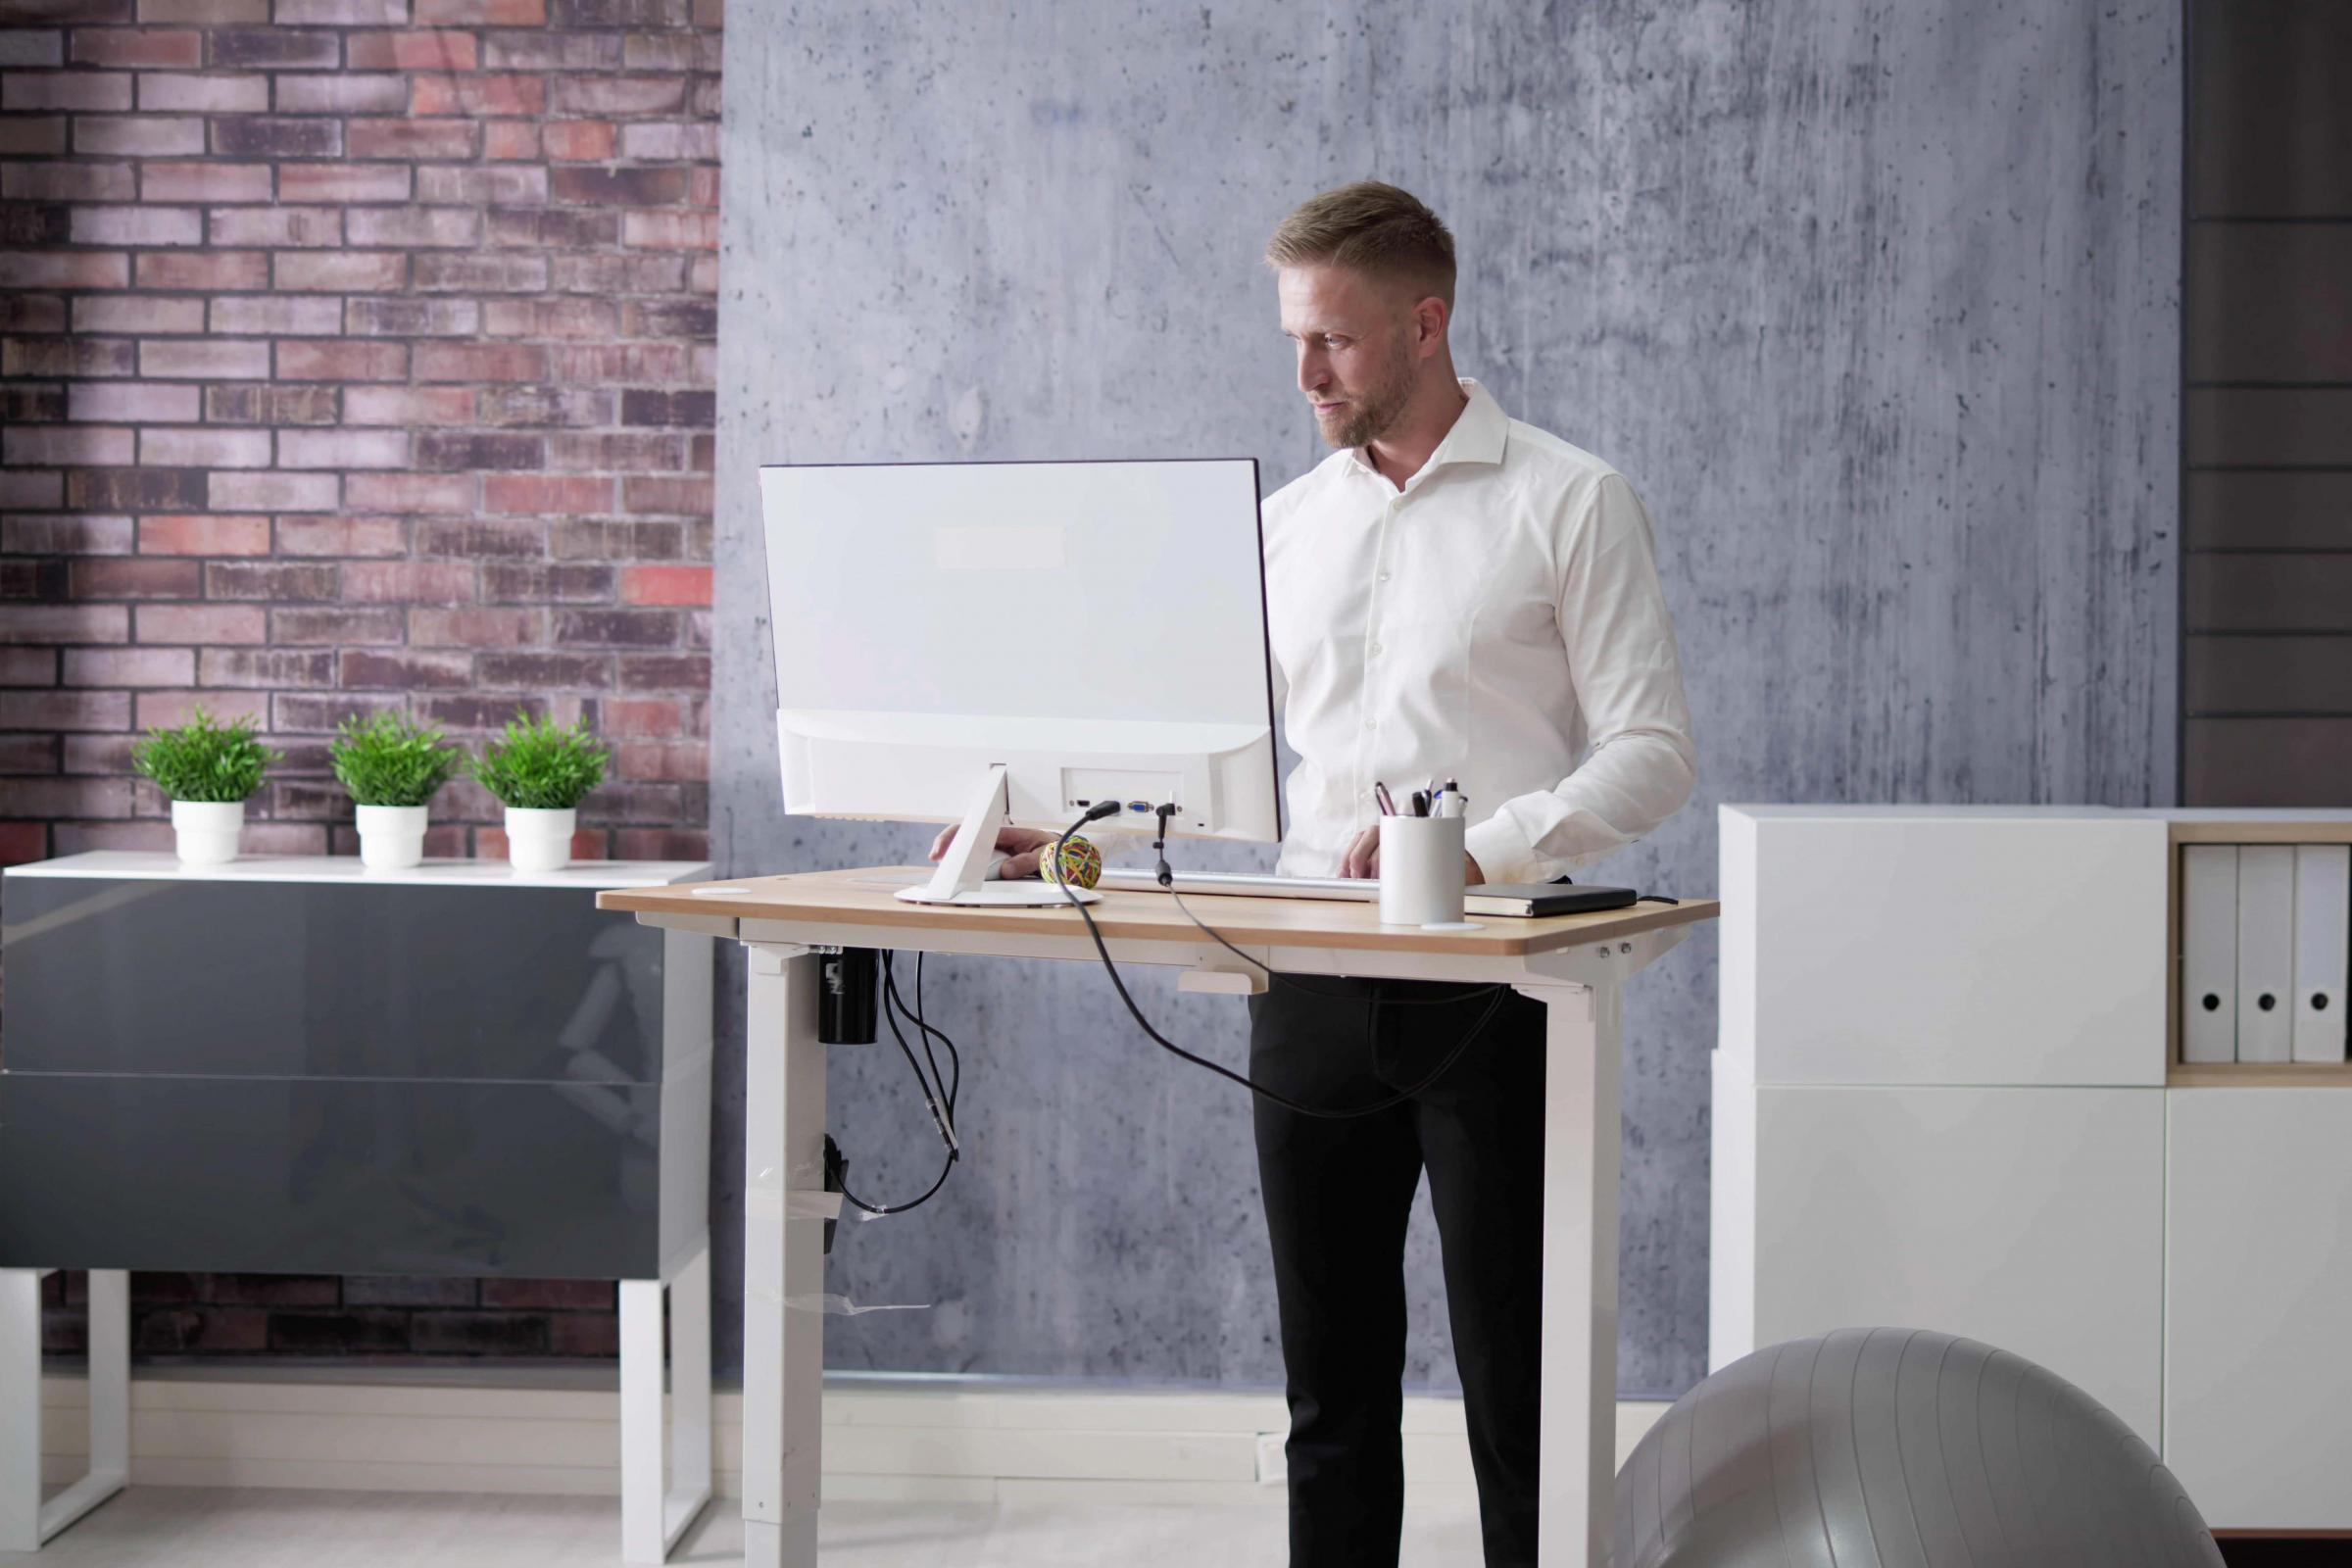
1463, 813, 1542, 887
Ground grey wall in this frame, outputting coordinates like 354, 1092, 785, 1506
710, 0, 2180, 1396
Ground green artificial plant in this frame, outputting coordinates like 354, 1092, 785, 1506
130, 707, 278, 804
330, 711, 465, 808
472, 712, 609, 810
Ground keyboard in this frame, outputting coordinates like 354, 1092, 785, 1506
1096, 866, 1376, 902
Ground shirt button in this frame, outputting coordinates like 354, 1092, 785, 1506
1378, 571, 1391, 582
1369, 642, 1382, 657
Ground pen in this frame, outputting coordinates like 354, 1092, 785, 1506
1410, 790, 1429, 817
1373, 781, 1396, 816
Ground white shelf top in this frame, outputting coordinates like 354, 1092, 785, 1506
1, 851, 711, 890
1723, 805, 2352, 825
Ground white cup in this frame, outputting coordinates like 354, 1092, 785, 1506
1378, 813, 1466, 926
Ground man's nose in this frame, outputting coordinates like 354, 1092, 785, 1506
1298, 352, 1329, 395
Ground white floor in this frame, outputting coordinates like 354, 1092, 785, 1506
3, 1487, 1494, 1567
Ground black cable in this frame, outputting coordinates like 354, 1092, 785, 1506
884, 952, 957, 1120
913, 953, 958, 1111
878, 959, 956, 1152
835, 953, 960, 1216
829, 1134, 954, 1217
1052, 810, 1509, 1119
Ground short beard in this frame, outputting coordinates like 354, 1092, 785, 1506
1318, 332, 1419, 449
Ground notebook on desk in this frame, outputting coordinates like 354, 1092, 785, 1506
1463, 883, 1638, 917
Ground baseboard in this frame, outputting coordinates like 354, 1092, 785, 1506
37, 1367, 1670, 1507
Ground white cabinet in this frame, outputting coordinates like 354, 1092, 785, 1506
1719, 807, 2169, 1087
1721, 1078, 2166, 1447
1716, 805, 2352, 1530
2165, 1090, 2352, 1530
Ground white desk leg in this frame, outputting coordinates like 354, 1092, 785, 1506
1523, 980, 1623, 1568
618, 1276, 664, 1561
668, 1239, 713, 1547
1, 1270, 40, 1552
83, 1271, 128, 1506
743, 947, 824, 1568
618, 1241, 712, 1563
1, 1269, 129, 1552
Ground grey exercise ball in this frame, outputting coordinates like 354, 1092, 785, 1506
1614, 1328, 2223, 1568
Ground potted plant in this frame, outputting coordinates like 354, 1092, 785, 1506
130, 707, 278, 867
473, 712, 609, 873
330, 711, 465, 871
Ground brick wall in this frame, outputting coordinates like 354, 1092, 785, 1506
2, 0, 719, 1357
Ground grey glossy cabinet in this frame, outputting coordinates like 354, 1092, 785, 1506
0, 851, 716, 1561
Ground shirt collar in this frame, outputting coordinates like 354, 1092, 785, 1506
1345, 378, 1510, 491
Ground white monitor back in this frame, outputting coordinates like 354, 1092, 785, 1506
760, 459, 1280, 842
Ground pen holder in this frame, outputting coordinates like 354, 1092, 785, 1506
1378, 813, 1467, 927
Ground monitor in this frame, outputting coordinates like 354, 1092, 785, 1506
759, 459, 1282, 906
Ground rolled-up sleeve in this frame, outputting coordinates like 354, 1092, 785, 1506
1463, 473, 1697, 884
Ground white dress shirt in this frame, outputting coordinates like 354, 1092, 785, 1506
1260, 378, 1697, 885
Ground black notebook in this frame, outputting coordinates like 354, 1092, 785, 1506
1462, 882, 1639, 917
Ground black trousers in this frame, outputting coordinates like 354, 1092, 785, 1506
1248, 975, 1548, 1568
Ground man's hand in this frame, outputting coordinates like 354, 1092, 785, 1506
929, 822, 1059, 879
1337, 824, 1483, 885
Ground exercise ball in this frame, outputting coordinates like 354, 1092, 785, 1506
1614, 1328, 2222, 1568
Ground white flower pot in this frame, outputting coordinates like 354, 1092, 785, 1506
171, 799, 244, 867
505, 806, 576, 873
356, 804, 429, 871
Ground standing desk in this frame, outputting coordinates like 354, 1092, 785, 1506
597, 865, 1717, 1568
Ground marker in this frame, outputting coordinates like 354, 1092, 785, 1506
1410, 790, 1430, 817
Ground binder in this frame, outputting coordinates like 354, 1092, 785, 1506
2181, 845, 2237, 1064
2236, 845, 2295, 1063
2292, 844, 2350, 1063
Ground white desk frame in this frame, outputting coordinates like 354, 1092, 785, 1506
627, 891, 1694, 1568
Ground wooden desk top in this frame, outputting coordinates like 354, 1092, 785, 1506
598, 865, 1718, 958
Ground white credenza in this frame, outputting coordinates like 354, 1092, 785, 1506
1712, 805, 2352, 1533
0, 852, 719, 1562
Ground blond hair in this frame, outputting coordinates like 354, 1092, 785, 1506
1265, 181, 1456, 307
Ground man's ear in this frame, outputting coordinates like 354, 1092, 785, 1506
1414, 295, 1449, 356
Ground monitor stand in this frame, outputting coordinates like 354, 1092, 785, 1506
897, 764, 1102, 906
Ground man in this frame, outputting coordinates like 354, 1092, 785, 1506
940, 181, 1696, 1566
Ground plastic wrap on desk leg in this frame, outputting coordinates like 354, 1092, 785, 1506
745, 1186, 845, 1223
776, 1292, 930, 1317
750, 1158, 877, 1249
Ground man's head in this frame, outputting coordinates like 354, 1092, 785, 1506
1266, 181, 1457, 450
